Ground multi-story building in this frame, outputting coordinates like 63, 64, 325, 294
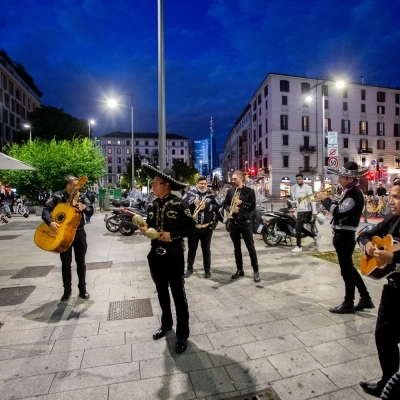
223, 73, 400, 197
0, 53, 41, 151
99, 131, 192, 187
193, 137, 216, 176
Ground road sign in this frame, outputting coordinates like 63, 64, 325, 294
327, 132, 338, 145
328, 157, 339, 168
327, 146, 339, 157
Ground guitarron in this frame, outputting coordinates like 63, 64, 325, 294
360, 234, 400, 279
34, 176, 88, 253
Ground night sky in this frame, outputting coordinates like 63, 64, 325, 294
2, 0, 400, 155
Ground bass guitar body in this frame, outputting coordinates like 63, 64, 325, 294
34, 203, 81, 253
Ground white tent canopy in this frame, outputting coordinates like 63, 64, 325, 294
0, 152, 35, 170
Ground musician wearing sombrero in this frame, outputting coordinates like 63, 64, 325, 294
319, 161, 374, 314
139, 164, 195, 354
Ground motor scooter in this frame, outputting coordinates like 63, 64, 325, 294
12, 198, 29, 218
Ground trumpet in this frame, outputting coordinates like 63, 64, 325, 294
192, 197, 207, 220
227, 187, 241, 219
297, 185, 338, 203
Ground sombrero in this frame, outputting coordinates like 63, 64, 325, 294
325, 161, 369, 178
142, 164, 188, 191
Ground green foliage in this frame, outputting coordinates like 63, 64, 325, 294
171, 159, 198, 186
0, 138, 106, 203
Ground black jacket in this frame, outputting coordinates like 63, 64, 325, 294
223, 186, 256, 221
182, 189, 219, 224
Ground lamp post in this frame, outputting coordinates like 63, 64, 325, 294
88, 120, 95, 139
107, 94, 135, 187
23, 123, 32, 142
306, 79, 344, 188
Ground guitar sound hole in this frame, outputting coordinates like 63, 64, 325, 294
55, 213, 66, 223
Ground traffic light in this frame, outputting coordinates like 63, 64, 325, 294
250, 168, 256, 177
367, 171, 377, 181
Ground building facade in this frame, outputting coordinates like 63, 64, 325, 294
222, 73, 400, 197
0, 54, 41, 151
99, 131, 192, 187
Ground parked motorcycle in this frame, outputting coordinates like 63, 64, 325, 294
13, 198, 29, 218
262, 206, 318, 246
104, 208, 124, 232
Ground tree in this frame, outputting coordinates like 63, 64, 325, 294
0, 138, 106, 204
171, 159, 198, 186
16, 105, 90, 143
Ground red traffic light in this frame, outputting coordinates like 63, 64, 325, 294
367, 171, 376, 180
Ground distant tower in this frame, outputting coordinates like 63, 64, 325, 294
210, 116, 213, 171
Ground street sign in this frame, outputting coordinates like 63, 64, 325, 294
328, 157, 339, 168
327, 132, 338, 145
327, 146, 339, 157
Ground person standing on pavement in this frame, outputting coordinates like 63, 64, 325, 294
319, 162, 374, 314
85, 189, 96, 223
42, 176, 93, 301
139, 165, 195, 354
357, 180, 400, 398
182, 176, 219, 279
376, 180, 387, 197
290, 173, 320, 253
223, 170, 260, 283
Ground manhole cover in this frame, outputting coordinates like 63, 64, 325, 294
87, 261, 113, 270
228, 387, 280, 400
108, 299, 153, 321
0, 235, 21, 240
0, 286, 36, 306
11, 266, 54, 279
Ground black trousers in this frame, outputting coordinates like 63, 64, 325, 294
295, 211, 316, 247
187, 227, 213, 272
375, 283, 400, 386
60, 228, 87, 291
148, 247, 190, 339
333, 231, 370, 304
229, 220, 259, 272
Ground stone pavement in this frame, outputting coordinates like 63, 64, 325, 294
0, 211, 386, 400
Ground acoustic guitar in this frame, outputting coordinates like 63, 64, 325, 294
360, 234, 400, 280
34, 176, 88, 253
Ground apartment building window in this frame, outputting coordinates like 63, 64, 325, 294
396, 93, 399, 104
343, 88, 348, 98
323, 85, 329, 96
341, 119, 350, 134
361, 104, 366, 113
377, 122, 385, 136
135, 149, 140, 154
377, 105, 385, 114
253, 101, 256, 111
172, 141, 175, 146
283, 155, 289, 167
108, 166, 112, 173
324, 118, 332, 132
258, 94, 261, 105
361, 89, 366, 101
117, 166, 121, 173
265, 137, 268, 148
145, 149, 149, 155
258, 124, 262, 138
344, 138, 349, 148
135, 140, 139, 145
324, 99, 329, 110
302, 116, 309, 132
4, 93, 9, 108
263, 157, 268, 168
304, 156, 310, 170
280, 80, 290, 92
394, 124, 400, 137
126, 148, 130, 154
301, 82, 310, 94
280, 115, 288, 130
396, 141, 400, 151
258, 142, 262, 155
396, 107, 399, 116
253, 129, 256, 141
344, 157, 349, 164
265, 100, 268, 109
377, 91, 386, 102
343, 102, 348, 111
181, 141, 184, 146
259, 108, 261, 116
396, 158, 400, 168
180, 149, 184, 155
359, 121, 368, 135
107, 148, 112, 154
264, 85, 268, 97
282, 96, 288, 106
108, 157, 112, 163
116, 140, 120, 145
360, 139, 368, 150
117, 157, 121, 163
377, 139, 385, 150
265, 118, 268, 133
117, 148, 121, 154
282, 135, 289, 145
155, 141, 158, 146
107, 140, 112, 144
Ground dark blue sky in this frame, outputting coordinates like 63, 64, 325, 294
2, 0, 400, 154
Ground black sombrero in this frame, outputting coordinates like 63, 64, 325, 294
142, 164, 188, 191
325, 161, 369, 178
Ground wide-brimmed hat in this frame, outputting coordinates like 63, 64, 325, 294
142, 164, 187, 191
325, 161, 369, 178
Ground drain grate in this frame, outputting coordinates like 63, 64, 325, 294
228, 387, 280, 400
0, 286, 36, 306
11, 266, 54, 279
87, 261, 113, 270
108, 299, 153, 321
0, 235, 21, 240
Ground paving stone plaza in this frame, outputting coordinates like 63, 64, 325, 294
0, 210, 385, 400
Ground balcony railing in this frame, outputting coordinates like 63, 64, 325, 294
357, 148, 373, 154
299, 145, 316, 153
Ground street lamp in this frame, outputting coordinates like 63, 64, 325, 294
107, 94, 134, 187
23, 124, 32, 142
305, 79, 345, 188
88, 120, 95, 139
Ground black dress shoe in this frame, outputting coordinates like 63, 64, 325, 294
78, 291, 90, 300
231, 270, 244, 279
153, 326, 172, 340
184, 268, 193, 278
354, 298, 375, 311
360, 381, 383, 397
329, 302, 355, 314
204, 271, 211, 278
254, 272, 261, 283
60, 290, 72, 302
175, 338, 187, 354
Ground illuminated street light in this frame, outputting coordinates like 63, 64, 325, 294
23, 123, 32, 142
88, 119, 95, 139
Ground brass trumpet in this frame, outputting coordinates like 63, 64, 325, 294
192, 197, 207, 220
227, 187, 241, 219
297, 185, 338, 203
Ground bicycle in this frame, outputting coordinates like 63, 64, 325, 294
362, 195, 389, 217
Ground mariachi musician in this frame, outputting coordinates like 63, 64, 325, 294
182, 175, 219, 279
42, 176, 93, 301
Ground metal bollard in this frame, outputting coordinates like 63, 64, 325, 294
270, 203, 273, 212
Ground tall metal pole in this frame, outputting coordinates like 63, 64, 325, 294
88, 123, 91, 139
321, 89, 325, 188
126, 94, 134, 186
158, 0, 166, 170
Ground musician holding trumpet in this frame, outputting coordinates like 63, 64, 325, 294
224, 170, 260, 283
182, 176, 219, 279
